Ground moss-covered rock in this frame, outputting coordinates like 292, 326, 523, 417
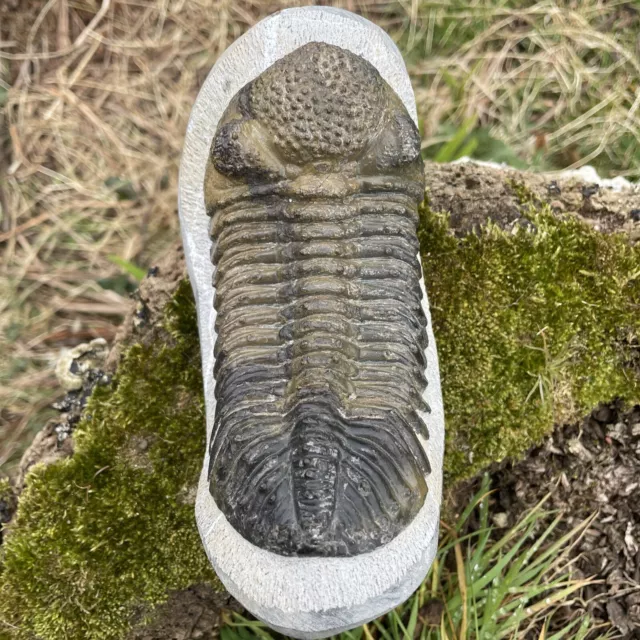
1, 194, 639, 639
0, 281, 220, 639
420, 198, 640, 480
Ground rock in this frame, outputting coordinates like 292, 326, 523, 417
180, 8, 443, 638
492, 512, 509, 528
566, 437, 594, 462
419, 598, 444, 626
54, 338, 109, 391
593, 404, 616, 423
16, 421, 74, 492
607, 599, 631, 634
15, 338, 112, 491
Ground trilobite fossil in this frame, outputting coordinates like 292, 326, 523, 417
204, 42, 430, 557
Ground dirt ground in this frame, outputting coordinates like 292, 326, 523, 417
128, 586, 240, 640
486, 403, 640, 638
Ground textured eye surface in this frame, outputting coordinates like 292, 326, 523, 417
205, 42, 429, 557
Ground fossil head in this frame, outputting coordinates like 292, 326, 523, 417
205, 42, 423, 198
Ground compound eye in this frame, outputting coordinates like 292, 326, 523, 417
211, 119, 283, 182
361, 111, 421, 174
386, 112, 421, 167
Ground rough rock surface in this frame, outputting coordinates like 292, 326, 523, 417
15, 338, 110, 491
106, 241, 186, 369
424, 160, 640, 238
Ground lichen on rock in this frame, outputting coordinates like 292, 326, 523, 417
54, 338, 110, 392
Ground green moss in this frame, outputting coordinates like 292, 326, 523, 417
507, 178, 542, 208
0, 478, 12, 504
2, 203, 639, 639
0, 280, 220, 640
419, 201, 640, 480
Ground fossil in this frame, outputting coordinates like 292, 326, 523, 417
204, 42, 430, 558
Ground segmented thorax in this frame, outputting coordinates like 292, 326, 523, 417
204, 43, 429, 557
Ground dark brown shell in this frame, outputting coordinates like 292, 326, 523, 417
204, 43, 429, 557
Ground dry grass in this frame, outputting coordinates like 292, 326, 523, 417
410, 1, 640, 173
1, 0, 638, 472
